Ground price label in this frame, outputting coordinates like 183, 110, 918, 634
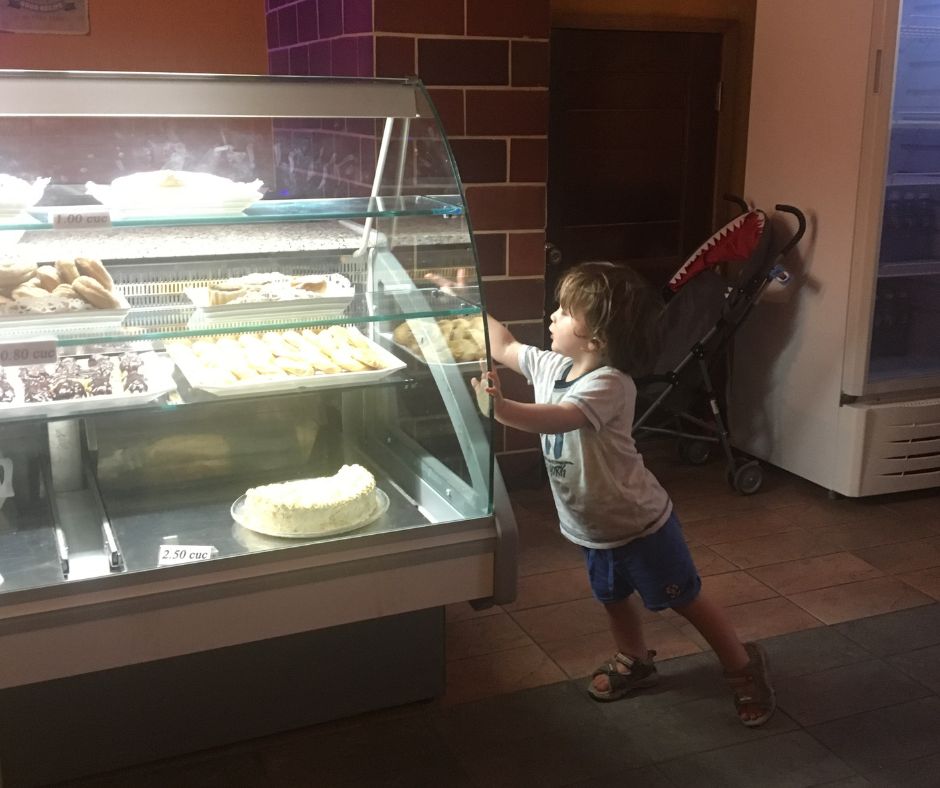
157, 545, 216, 567
0, 338, 57, 367
51, 208, 112, 230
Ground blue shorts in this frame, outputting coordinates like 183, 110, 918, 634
581, 511, 701, 610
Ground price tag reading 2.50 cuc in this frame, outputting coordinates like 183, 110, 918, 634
0, 339, 57, 368
157, 545, 216, 567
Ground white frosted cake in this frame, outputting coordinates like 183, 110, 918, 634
241, 464, 377, 536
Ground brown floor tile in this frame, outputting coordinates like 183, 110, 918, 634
700, 571, 778, 607
517, 540, 584, 576
442, 644, 566, 706
445, 601, 503, 623
749, 552, 884, 595
879, 491, 940, 522
540, 619, 702, 679
682, 508, 799, 546
852, 537, 940, 575
788, 576, 934, 625
689, 543, 738, 576
679, 596, 824, 645
815, 514, 940, 551
671, 492, 765, 524
897, 567, 940, 600
445, 611, 534, 660
503, 567, 592, 612
509, 597, 610, 643
769, 498, 894, 529
710, 529, 844, 569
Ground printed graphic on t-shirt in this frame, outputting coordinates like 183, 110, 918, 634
544, 432, 574, 479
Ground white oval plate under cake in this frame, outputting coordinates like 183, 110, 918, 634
230, 487, 390, 539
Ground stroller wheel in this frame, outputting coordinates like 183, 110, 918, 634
678, 438, 712, 465
729, 461, 763, 495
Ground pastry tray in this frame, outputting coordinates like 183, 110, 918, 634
0, 290, 130, 327
230, 487, 390, 540
381, 332, 483, 371
166, 336, 406, 397
184, 286, 353, 325
0, 352, 176, 419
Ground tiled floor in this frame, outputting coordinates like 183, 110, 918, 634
57, 446, 940, 787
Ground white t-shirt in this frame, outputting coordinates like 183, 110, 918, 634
519, 345, 673, 549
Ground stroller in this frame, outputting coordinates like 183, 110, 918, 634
632, 196, 807, 494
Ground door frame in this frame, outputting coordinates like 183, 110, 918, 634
550, 10, 751, 233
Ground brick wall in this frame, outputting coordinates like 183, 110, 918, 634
267, 0, 549, 486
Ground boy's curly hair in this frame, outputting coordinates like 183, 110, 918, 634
556, 261, 664, 377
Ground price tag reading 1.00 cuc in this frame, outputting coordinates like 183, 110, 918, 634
0, 339, 57, 368
157, 545, 217, 567
51, 209, 112, 230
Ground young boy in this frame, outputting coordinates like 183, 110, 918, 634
471, 261, 775, 727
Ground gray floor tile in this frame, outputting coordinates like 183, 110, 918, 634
887, 643, 940, 694
256, 715, 457, 785
808, 697, 940, 775
762, 627, 874, 677
451, 725, 655, 788
57, 752, 269, 788
814, 777, 874, 787
563, 764, 676, 787
776, 659, 932, 726
656, 730, 855, 788
604, 692, 799, 763
429, 680, 600, 747
834, 604, 940, 656
863, 751, 940, 787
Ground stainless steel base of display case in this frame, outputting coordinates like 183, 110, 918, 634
0, 607, 444, 787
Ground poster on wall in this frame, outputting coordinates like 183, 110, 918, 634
0, 0, 89, 35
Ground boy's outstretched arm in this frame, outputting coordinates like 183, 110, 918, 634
424, 269, 522, 374
472, 366, 588, 434
485, 314, 523, 374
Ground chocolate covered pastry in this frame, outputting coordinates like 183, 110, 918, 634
122, 371, 148, 394
55, 357, 79, 377
50, 375, 88, 401
22, 377, 52, 402
119, 352, 142, 374
0, 370, 14, 403
88, 366, 112, 396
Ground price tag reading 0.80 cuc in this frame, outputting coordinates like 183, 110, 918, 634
0, 339, 57, 368
157, 545, 216, 567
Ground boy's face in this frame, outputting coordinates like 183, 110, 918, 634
549, 305, 593, 358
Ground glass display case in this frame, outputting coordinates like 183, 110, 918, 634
0, 70, 516, 784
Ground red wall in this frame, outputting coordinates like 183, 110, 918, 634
268, 0, 550, 483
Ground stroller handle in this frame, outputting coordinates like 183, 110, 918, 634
723, 193, 750, 214
774, 204, 807, 256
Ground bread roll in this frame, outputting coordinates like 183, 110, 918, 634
75, 257, 115, 291
0, 260, 37, 288
35, 266, 61, 292
54, 259, 79, 284
72, 275, 122, 309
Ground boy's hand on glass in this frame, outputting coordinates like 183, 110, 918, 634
471, 359, 501, 416
424, 267, 467, 295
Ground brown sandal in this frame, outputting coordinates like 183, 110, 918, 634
588, 650, 658, 702
724, 641, 775, 727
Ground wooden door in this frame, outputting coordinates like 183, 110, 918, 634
546, 28, 723, 304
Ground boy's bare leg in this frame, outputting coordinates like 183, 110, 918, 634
674, 592, 765, 722
592, 593, 649, 693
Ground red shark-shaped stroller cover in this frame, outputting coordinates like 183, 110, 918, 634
664, 210, 766, 300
